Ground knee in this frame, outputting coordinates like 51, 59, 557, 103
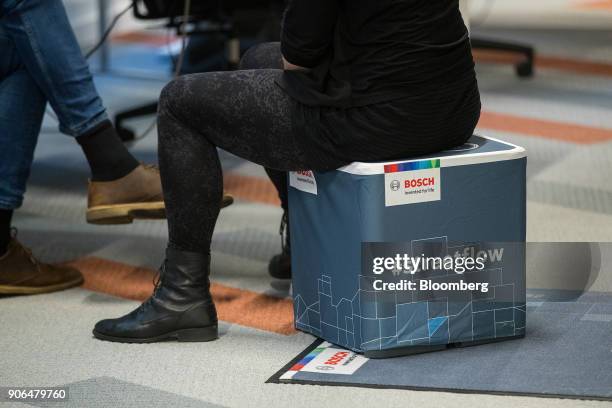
157, 76, 197, 146
158, 75, 194, 122
239, 42, 281, 70
159, 77, 183, 112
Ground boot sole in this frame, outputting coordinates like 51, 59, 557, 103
87, 196, 235, 225
0, 276, 84, 295
92, 325, 219, 343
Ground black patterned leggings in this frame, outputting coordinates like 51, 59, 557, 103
158, 43, 338, 253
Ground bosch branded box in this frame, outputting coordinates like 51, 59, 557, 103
288, 135, 527, 358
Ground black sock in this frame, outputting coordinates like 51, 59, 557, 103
76, 120, 140, 182
0, 209, 13, 256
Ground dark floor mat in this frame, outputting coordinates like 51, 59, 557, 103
269, 291, 612, 401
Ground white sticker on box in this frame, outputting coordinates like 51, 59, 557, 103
289, 170, 318, 195
299, 347, 368, 375
384, 160, 441, 207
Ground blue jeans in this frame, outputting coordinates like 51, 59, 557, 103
0, 0, 109, 210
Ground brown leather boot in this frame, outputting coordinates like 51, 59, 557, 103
87, 164, 234, 225
0, 238, 83, 295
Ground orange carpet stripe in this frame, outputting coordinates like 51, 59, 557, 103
478, 111, 612, 144
111, 32, 176, 46
537, 55, 612, 77
69, 257, 296, 335
223, 173, 281, 206
575, 0, 612, 10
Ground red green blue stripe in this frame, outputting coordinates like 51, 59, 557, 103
384, 159, 440, 173
289, 347, 326, 371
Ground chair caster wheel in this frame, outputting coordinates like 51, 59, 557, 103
516, 61, 534, 78
116, 126, 136, 142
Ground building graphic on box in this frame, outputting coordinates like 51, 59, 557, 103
293, 237, 526, 353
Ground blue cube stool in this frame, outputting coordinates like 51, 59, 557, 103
288, 135, 527, 358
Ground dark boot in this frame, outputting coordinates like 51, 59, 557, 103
268, 211, 291, 279
93, 248, 217, 343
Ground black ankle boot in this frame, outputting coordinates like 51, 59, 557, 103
268, 211, 291, 279
93, 248, 217, 343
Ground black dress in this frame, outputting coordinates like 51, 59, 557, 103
275, 0, 482, 170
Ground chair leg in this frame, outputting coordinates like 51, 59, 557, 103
114, 102, 159, 142
471, 37, 535, 78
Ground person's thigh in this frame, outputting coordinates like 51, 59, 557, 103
159, 68, 311, 172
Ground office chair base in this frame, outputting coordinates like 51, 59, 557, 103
471, 37, 535, 78
115, 102, 159, 142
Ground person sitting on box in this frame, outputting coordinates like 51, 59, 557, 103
93, 0, 482, 343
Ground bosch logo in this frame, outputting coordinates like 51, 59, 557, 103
390, 180, 401, 191
296, 170, 313, 177
316, 365, 335, 371
324, 351, 350, 365
405, 177, 435, 188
